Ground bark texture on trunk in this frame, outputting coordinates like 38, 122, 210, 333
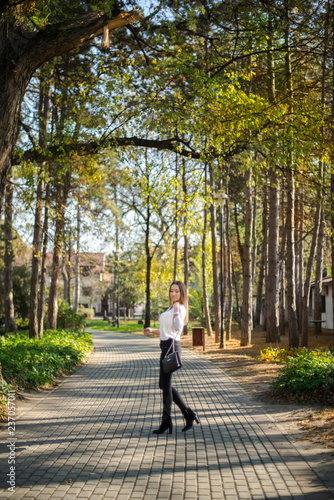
182, 159, 189, 336
296, 191, 304, 332
267, 167, 280, 343
38, 183, 50, 336
202, 163, 213, 337
209, 162, 221, 342
29, 78, 50, 338
262, 182, 268, 333
285, 8, 299, 348
286, 169, 299, 348
144, 196, 151, 329
173, 153, 179, 281
301, 203, 321, 347
314, 205, 325, 327
46, 177, 68, 330
226, 200, 233, 341
74, 201, 81, 311
3, 168, 17, 332
29, 169, 44, 338
240, 167, 253, 346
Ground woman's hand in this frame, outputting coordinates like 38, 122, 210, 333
173, 302, 180, 313
143, 327, 159, 336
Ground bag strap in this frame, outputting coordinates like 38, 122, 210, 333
164, 339, 175, 357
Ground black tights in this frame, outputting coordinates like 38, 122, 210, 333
159, 339, 187, 421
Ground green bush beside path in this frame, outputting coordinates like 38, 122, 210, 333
0, 329, 92, 418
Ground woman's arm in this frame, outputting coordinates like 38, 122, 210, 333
143, 327, 159, 336
172, 303, 185, 334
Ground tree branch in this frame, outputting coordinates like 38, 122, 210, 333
13, 136, 204, 164
21, 9, 142, 72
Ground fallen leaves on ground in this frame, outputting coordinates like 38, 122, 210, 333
181, 326, 334, 448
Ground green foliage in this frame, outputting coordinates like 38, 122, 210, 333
0, 377, 12, 419
79, 307, 95, 319
57, 301, 86, 332
12, 266, 31, 320
258, 347, 334, 402
0, 330, 92, 391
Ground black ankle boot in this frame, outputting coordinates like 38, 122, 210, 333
153, 417, 173, 435
182, 408, 200, 432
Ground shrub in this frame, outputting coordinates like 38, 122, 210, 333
267, 349, 334, 402
0, 329, 92, 391
57, 301, 86, 331
79, 307, 95, 319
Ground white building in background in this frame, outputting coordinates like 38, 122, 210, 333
253, 276, 334, 331
15, 249, 144, 319
45, 252, 112, 316
310, 276, 333, 330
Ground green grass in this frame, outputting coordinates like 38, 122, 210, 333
85, 319, 145, 333
85, 318, 205, 334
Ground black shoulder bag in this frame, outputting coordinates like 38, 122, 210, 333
162, 340, 183, 374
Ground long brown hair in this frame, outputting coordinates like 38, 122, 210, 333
168, 281, 188, 324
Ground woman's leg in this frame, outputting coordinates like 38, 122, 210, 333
171, 342, 187, 413
159, 341, 187, 418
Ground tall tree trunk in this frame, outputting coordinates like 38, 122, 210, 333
262, 182, 268, 332
173, 153, 179, 281
46, 177, 69, 330
202, 163, 213, 337
279, 184, 286, 338
232, 251, 242, 329
301, 203, 321, 347
296, 189, 304, 332
144, 195, 151, 329
182, 158, 189, 335
267, 165, 280, 343
314, 203, 325, 327
219, 197, 226, 349
38, 183, 50, 336
254, 247, 264, 327
226, 199, 233, 341
29, 169, 44, 338
285, 7, 299, 348
74, 199, 81, 311
251, 186, 257, 290
240, 166, 253, 346
266, 17, 280, 343
209, 162, 221, 342
62, 260, 69, 302
330, 16, 334, 337
314, 18, 328, 332
3, 167, 17, 332
254, 190, 267, 326
29, 77, 50, 338
286, 170, 299, 348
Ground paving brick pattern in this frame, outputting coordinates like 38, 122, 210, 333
1, 331, 333, 499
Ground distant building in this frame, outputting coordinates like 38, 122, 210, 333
45, 252, 112, 316
310, 276, 333, 330
14, 249, 143, 319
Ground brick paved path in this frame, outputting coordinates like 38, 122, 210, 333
1, 331, 333, 500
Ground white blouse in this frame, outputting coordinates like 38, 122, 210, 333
159, 304, 186, 341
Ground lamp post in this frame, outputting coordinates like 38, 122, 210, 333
216, 191, 228, 349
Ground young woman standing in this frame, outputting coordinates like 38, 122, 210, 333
143, 281, 200, 434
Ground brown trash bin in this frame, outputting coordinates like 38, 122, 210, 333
192, 327, 204, 346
